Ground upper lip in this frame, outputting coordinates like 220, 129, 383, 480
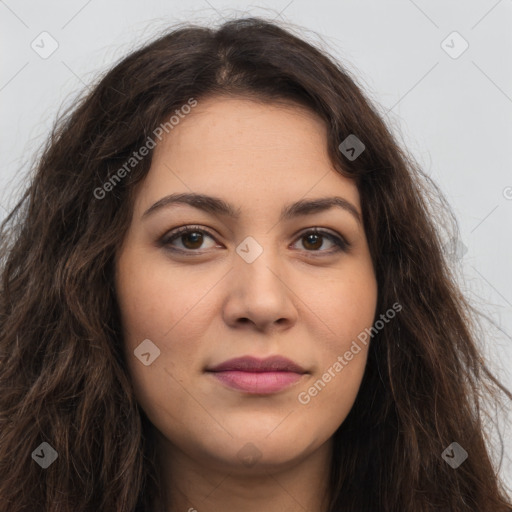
206, 355, 307, 373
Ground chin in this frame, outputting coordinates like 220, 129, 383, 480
195, 433, 318, 473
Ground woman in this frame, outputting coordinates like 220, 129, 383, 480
1, 16, 511, 512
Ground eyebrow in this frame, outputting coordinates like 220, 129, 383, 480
142, 192, 362, 225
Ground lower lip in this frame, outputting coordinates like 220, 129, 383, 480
208, 370, 304, 394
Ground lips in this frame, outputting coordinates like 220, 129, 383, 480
206, 356, 307, 394
208, 355, 306, 373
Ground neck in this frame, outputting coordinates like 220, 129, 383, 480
153, 433, 333, 512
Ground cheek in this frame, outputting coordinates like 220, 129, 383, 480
115, 249, 212, 346
115, 250, 216, 406
295, 263, 376, 417
304, 262, 377, 353
297, 353, 368, 431
297, 283, 373, 423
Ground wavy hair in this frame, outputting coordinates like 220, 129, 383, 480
1, 16, 511, 512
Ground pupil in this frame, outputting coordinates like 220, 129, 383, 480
184, 232, 202, 249
305, 233, 321, 250
180, 232, 324, 251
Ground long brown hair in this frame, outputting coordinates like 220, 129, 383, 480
1, 16, 511, 512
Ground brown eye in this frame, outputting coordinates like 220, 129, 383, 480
302, 232, 323, 250
180, 231, 204, 250
161, 226, 349, 255
295, 229, 348, 254
161, 226, 218, 252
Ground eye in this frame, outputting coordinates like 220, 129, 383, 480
160, 225, 219, 252
160, 226, 349, 255
291, 228, 349, 254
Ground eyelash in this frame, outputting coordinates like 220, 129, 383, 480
160, 225, 349, 256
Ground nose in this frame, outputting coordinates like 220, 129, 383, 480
221, 241, 299, 333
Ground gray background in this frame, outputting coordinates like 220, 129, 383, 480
1, 0, 511, 489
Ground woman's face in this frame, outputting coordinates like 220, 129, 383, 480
115, 96, 378, 473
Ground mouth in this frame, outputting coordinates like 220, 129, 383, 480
205, 355, 308, 394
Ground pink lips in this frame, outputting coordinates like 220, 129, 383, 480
206, 355, 307, 394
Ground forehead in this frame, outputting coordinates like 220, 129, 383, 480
134, 96, 359, 215
152, 96, 326, 159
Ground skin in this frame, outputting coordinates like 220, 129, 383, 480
114, 96, 378, 512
